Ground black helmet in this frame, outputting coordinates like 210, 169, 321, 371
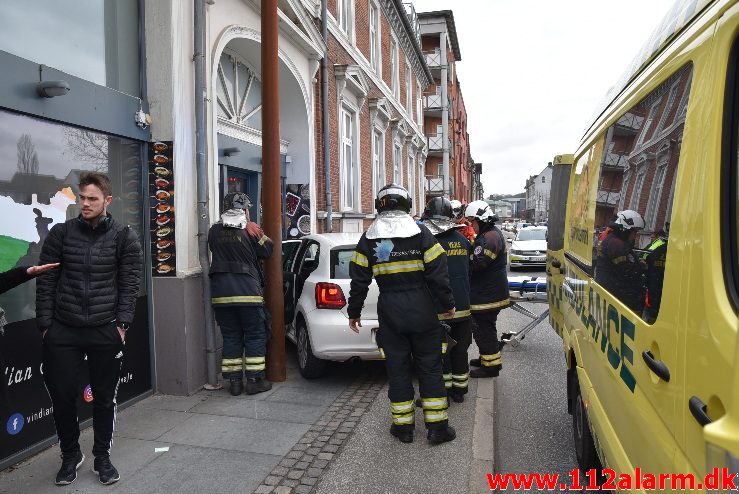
423, 197, 453, 220
223, 192, 252, 211
375, 183, 412, 214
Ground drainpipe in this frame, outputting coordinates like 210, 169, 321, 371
194, 0, 219, 387
321, 0, 332, 232
440, 32, 449, 197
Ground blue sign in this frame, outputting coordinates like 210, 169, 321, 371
6, 413, 24, 435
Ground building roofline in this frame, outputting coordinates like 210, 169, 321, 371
417, 10, 462, 61
393, 0, 434, 85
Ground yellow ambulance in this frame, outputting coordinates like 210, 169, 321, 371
547, 0, 739, 489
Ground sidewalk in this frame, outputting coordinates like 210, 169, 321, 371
0, 347, 495, 494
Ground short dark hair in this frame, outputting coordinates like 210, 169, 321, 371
79, 172, 113, 197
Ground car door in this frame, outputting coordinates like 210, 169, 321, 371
282, 239, 303, 326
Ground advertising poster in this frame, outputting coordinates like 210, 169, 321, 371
284, 184, 310, 240
148, 142, 176, 276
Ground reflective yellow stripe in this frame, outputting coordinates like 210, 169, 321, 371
441, 342, 448, 354
393, 414, 415, 425
443, 373, 452, 381
480, 353, 501, 361
452, 381, 468, 388
421, 397, 448, 410
221, 366, 242, 372
351, 251, 369, 267
452, 373, 469, 380
258, 235, 269, 246
470, 299, 510, 311
390, 400, 414, 412
245, 357, 265, 363
423, 243, 445, 264
212, 296, 265, 304
372, 260, 424, 276
245, 364, 266, 371
424, 410, 449, 423
378, 347, 386, 360
222, 358, 244, 365
483, 248, 496, 260
612, 255, 627, 264
438, 309, 471, 320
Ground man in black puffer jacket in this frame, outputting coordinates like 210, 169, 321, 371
36, 172, 142, 487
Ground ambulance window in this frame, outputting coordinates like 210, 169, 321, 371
725, 40, 739, 309
548, 161, 572, 251
593, 64, 693, 322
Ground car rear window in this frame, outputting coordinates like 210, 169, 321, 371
331, 248, 355, 279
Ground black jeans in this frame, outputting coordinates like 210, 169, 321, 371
43, 321, 124, 459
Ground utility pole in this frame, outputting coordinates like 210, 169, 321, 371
262, 0, 286, 382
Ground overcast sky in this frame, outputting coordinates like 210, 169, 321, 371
413, 0, 676, 196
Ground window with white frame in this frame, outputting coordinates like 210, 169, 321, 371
637, 101, 659, 147
338, 0, 353, 38
340, 107, 359, 211
393, 142, 402, 184
372, 129, 385, 197
390, 38, 399, 98
408, 153, 415, 213
416, 81, 423, 123
630, 167, 647, 210
656, 84, 679, 134
369, 2, 380, 73
644, 161, 668, 229
405, 64, 412, 114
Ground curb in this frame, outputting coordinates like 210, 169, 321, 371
469, 376, 495, 494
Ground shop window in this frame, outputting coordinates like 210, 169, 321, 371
0, 108, 145, 324
0, 0, 140, 96
593, 64, 693, 322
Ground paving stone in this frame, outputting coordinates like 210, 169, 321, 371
313, 441, 326, 448
306, 468, 323, 478
293, 443, 308, 451
317, 452, 334, 461
281, 479, 299, 488
273, 486, 293, 494
280, 458, 298, 468
328, 438, 342, 445
344, 421, 357, 428
295, 485, 313, 494
304, 447, 319, 456
295, 461, 309, 469
335, 432, 348, 440
265, 476, 281, 486
323, 444, 339, 453
272, 466, 289, 476
255, 486, 274, 494
300, 455, 315, 463
287, 470, 304, 480
317, 435, 330, 441
312, 459, 329, 469
287, 450, 303, 459
301, 477, 318, 486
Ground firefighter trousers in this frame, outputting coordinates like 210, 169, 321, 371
214, 306, 267, 379
442, 318, 472, 395
376, 290, 449, 431
472, 309, 503, 371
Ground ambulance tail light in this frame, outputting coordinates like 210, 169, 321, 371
315, 282, 346, 309
705, 442, 739, 492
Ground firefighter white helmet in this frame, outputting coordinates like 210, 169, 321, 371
449, 199, 463, 219
464, 200, 497, 223
615, 210, 645, 230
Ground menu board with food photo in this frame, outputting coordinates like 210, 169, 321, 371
284, 184, 311, 240
148, 141, 176, 276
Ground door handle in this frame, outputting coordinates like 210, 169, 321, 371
641, 350, 670, 382
689, 396, 712, 426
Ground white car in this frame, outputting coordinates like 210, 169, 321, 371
282, 233, 381, 379
508, 226, 548, 270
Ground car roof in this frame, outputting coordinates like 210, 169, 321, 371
303, 232, 362, 249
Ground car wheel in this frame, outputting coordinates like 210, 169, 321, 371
572, 377, 601, 472
296, 318, 327, 379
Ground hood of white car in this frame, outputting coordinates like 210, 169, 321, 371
511, 239, 547, 253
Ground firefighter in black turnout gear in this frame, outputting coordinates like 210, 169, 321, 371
422, 197, 473, 402
464, 200, 510, 378
348, 184, 457, 444
208, 193, 274, 396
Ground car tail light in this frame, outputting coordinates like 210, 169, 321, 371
315, 282, 346, 309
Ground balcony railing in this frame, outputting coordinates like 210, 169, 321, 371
602, 152, 628, 168
424, 93, 444, 110
425, 175, 454, 194
615, 113, 644, 132
425, 49, 441, 68
427, 135, 450, 152
596, 190, 621, 206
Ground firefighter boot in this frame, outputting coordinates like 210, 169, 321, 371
448, 391, 465, 403
470, 365, 500, 378
427, 425, 456, 444
390, 424, 414, 443
245, 377, 273, 395
229, 378, 243, 396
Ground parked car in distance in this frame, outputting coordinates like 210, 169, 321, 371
508, 226, 547, 270
282, 233, 381, 379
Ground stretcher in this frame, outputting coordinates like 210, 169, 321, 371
500, 275, 549, 348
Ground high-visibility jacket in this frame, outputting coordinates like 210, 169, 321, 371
469, 223, 509, 313
434, 228, 472, 321
208, 223, 273, 307
347, 224, 454, 319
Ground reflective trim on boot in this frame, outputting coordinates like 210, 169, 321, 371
390, 400, 415, 425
